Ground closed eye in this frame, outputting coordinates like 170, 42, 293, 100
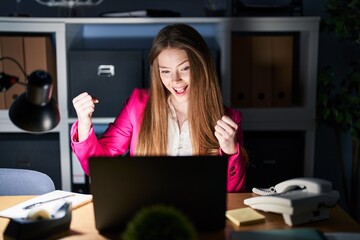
160, 69, 170, 74
181, 66, 190, 71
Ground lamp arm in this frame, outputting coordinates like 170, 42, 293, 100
0, 56, 28, 83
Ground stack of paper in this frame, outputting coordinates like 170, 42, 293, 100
0, 190, 92, 219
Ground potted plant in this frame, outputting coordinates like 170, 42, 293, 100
122, 205, 197, 240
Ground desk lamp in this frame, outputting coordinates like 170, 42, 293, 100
0, 56, 60, 132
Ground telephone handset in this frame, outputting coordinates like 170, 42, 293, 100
244, 177, 340, 226
275, 178, 332, 193
252, 177, 333, 196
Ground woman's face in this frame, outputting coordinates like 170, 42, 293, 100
158, 48, 191, 104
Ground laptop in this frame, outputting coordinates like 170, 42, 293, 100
88, 155, 228, 234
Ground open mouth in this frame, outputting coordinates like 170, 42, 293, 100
173, 85, 188, 95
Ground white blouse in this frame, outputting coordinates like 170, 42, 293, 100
167, 99, 193, 156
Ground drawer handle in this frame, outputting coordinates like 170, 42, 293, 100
97, 65, 115, 77
16, 160, 31, 168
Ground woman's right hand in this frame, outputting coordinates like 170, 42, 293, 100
72, 92, 99, 141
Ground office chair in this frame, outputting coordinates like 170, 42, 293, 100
0, 168, 55, 195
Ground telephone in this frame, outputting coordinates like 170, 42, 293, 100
244, 177, 340, 226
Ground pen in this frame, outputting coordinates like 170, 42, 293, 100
23, 193, 76, 210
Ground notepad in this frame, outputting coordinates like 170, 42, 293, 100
226, 207, 265, 226
0, 190, 92, 219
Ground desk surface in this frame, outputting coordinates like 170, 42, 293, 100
1, 193, 359, 239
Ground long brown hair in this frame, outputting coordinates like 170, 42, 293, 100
135, 24, 224, 156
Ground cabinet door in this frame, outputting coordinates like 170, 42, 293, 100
0, 133, 61, 189
244, 131, 305, 189
68, 50, 143, 118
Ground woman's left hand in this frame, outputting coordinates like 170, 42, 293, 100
214, 115, 238, 155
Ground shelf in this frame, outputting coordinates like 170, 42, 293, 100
241, 108, 315, 130
0, 17, 320, 192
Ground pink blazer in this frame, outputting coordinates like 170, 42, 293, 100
70, 88, 247, 192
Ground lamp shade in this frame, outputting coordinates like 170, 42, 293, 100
9, 70, 60, 132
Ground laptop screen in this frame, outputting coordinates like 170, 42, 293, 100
89, 155, 228, 233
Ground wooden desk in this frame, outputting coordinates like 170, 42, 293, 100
1, 193, 359, 240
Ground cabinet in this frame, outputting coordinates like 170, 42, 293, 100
0, 17, 320, 191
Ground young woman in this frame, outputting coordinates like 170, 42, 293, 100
70, 23, 247, 192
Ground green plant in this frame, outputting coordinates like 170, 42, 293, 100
317, 63, 360, 215
324, 0, 360, 44
316, 0, 360, 219
317, 64, 360, 138
122, 205, 197, 240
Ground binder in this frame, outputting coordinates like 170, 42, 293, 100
271, 36, 293, 107
231, 34, 294, 108
251, 36, 272, 107
231, 36, 252, 108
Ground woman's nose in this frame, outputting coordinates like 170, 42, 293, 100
171, 71, 181, 82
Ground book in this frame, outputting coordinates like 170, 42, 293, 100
0, 190, 92, 219
226, 207, 265, 226
230, 228, 327, 240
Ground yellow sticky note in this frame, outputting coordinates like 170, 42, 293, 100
226, 207, 265, 226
